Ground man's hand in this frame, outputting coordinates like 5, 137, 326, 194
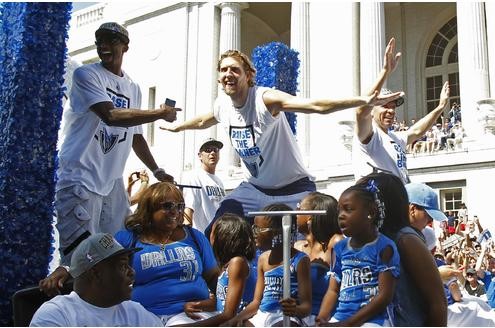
438, 265, 462, 282
438, 81, 450, 109
159, 125, 180, 132
383, 37, 401, 74
153, 168, 174, 183
38, 266, 70, 297
365, 90, 405, 107
160, 103, 182, 123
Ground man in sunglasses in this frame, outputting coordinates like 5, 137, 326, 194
181, 138, 226, 232
54, 22, 180, 268
353, 38, 450, 184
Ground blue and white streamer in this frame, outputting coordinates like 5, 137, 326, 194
252, 42, 300, 134
0, 3, 71, 324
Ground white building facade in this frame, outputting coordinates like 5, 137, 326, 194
67, 2, 495, 232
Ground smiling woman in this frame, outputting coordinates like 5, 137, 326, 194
113, 182, 221, 326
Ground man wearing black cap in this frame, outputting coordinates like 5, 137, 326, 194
353, 37, 450, 184
30, 233, 162, 326
55, 22, 180, 267
181, 138, 225, 232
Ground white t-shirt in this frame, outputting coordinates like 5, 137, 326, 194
30, 291, 163, 327
181, 169, 225, 232
213, 86, 312, 189
56, 63, 142, 196
352, 123, 409, 184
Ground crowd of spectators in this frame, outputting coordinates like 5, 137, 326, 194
397, 103, 464, 155
428, 206, 495, 313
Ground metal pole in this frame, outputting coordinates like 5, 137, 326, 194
282, 214, 291, 327
248, 210, 325, 326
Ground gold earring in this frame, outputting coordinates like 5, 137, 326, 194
367, 214, 373, 220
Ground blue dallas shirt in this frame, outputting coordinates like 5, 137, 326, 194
332, 234, 400, 325
216, 259, 257, 312
259, 251, 308, 312
115, 227, 217, 315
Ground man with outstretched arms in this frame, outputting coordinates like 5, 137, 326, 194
162, 49, 402, 237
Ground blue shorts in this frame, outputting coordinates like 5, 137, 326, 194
204, 177, 315, 238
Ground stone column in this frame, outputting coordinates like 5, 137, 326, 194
485, 2, 495, 98
359, 2, 385, 91
218, 2, 248, 52
217, 2, 248, 171
456, 2, 489, 139
290, 2, 311, 165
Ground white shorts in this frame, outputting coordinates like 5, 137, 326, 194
55, 178, 130, 264
249, 310, 305, 327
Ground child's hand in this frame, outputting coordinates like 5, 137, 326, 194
315, 316, 329, 326
183, 301, 202, 320
279, 297, 297, 316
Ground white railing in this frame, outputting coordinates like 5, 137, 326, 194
75, 3, 106, 27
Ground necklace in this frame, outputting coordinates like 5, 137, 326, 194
158, 230, 174, 252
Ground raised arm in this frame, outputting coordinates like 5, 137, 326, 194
90, 101, 180, 127
406, 81, 450, 144
356, 37, 402, 143
160, 112, 218, 132
262, 87, 402, 117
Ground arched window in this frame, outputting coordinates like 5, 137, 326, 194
425, 17, 460, 114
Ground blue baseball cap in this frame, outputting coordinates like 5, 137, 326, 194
405, 183, 447, 222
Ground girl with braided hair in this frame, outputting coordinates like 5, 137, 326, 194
316, 178, 400, 326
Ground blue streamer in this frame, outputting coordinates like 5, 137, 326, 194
252, 42, 300, 134
0, 3, 71, 324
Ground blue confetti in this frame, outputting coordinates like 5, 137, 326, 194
252, 42, 300, 134
0, 3, 71, 324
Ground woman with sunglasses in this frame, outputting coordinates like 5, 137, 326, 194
114, 182, 220, 326
39, 182, 220, 325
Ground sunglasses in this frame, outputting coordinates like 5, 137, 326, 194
160, 202, 185, 212
201, 147, 219, 153
252, 224, 275, 235
95, 36, 122, 46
